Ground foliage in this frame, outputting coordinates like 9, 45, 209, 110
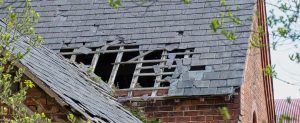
108, 0, 122, 9
219, 107, 230, 121
263, 64, 277, 77
278, 114, 296, 123
209, 0, 241, 41
268, 0, 300, 63
0, 0, 50, 122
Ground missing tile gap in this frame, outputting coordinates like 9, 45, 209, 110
177, 31, 184, 36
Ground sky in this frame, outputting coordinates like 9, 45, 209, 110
267, 0, 300, 99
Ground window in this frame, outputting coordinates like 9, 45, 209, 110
59, 42, 201, 98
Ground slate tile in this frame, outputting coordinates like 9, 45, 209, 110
216, 87, 234, 95
227, 78, 243, 86
209, 80, 227, 87
183, 88, 194, 95
202, 72, 220, 80
177, 80, 194, 88
193, 80, 210, 87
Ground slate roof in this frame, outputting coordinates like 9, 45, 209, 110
0, 20, 141, 123
0, 0, 256, 96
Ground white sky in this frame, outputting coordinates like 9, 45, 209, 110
267, 0, 300, 99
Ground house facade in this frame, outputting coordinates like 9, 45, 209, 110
0, 0, 275, 122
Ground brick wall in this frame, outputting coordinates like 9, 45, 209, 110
239, 46, 268, 123
238, 11, 269, 122
25, 85, 69, 122
124, 95, 240, 123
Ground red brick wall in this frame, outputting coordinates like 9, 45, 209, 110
240, 46, 268, 123
239, 12, 269, 122
25, 85, 69, 122
124, 95, 241, 123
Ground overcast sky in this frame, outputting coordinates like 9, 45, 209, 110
267, 0, 300, 99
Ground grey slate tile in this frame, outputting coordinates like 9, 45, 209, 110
209, 80, 227, 87
193, 80, 210, 88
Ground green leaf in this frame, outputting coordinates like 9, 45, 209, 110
182, 0, 191, 4
220, 0, 226, 6
108, 0, 122, 9
24, 80, 35, 88
210, 19, 221, 32
277, 27, 288, 37
219, 107, 230, 121
221, 30, 237, 40
263, 64, 277, 77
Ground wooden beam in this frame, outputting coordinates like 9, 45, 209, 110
136, 65, 177, 69
128, 51, 144, 97
127, 50, 153, 62
90, 48, 101, 72
108, 46, 124, 87
61, 43, 139, 50
113, 59, 167, 64
118, 87, 169, 91
152, 50, 167, 97
134, 72, 173, 76
61, 48, 159, 55
69, 48, 78, 62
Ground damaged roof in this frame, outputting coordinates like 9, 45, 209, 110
0, 20, 141, 123
0, 0, 256, 96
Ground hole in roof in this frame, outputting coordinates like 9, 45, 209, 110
177, 31, 184, 36
160, 82, 170, 87
114, 52, 139, 89
65, 43, 70, 46
93, 24, 99, 27
75, 54, 94, 65
137, 76, 156, 88
190, 65, 206, 71
140, 68, 154, 73
82, 42, 86, 45
164, 68, 176, 72
60, 49, 74, 59
124, 45, 139, 49
144, 50, 162, 60
94, 53, 118, 82
107, 46, 119, 50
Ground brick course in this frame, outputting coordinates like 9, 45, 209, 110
124, 95, 240, 123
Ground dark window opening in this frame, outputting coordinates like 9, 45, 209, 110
190, 65, 206, 71
140, 68, 154, 73
144, 50, 162, 60
142, 62, 158, 67
75, 54, 94, 65
94, 53, 117, 82
114, 64, 135, 89
60, 49, 73, 59
160, 82, 170, 87
137, 76, 156, 88
63, 55, 71, 59
114, 52, 139, 89
121, 52, 139, 61
124, 45, 139, 49
164, 68, 175, 72
107, 46, 120, 50
177, 31, 184, 36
